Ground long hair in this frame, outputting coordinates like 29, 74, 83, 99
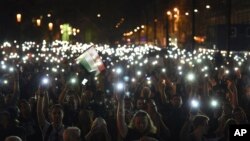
128, 110, 157, 134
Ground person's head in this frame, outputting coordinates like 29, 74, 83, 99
63, 127, 81, 141
223, 118, 237, 138
128, 110, 157, 134
192, 115, 209, 134
88, 117, 109, 141
170, 95, 183, 108
92, 117, 107, 129
50, 104, 64, 126
140, 87, 151, 99
77, 109, 93, 134
232, 106, 248, 124
5, 136, 22, 141
18, 100, 31, 117
136, 98, 146, 110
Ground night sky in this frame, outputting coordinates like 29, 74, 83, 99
0, 0, 160, 42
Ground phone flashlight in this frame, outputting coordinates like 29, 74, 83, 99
190, 99, 200, 109
81, 78, 88, 85
115, 67, 122, 75
41, 77, 49, 85
210, 99, 218, 108
116, 82, 125, 91
9, 67, 14, 72
187, 72, 195, 82
70, 77, 77, 84
3, 80, 8, 85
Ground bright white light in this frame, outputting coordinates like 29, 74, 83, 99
162, 68, 166, 73
123, 76, 129, 82
136, 71, 142, 76
82, 79, 88, 85
125, 91, 130, 97
9, 67, 14, 72
3, 80, 8, 84
211, 99, 218, 107
187, 72, 195, 81
116, 82, 124, 91
1, 64, 7, 70
116, 67, 122, 75
42, 77, 49, 85
191, 99, 199, 108
131, 78, 136, 82
70, 78, 77, 84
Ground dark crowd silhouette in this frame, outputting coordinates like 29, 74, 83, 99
0, 42, 250, 141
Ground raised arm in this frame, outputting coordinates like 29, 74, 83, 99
13, 70, 20, 98
6, 69, 20, 106
116, 92, 128, 138
58, 84, 69, 104
37, 88, 48, 129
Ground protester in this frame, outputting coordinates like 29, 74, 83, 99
37, 89, 65, 141
63, 127, 81, 141
5, 136, 22, 141
1, 42, 250, 141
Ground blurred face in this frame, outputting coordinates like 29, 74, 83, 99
134, 116, 148, 133
233, 110, 244, 122
51, 108, 63, 125
19, 102, 31, 116
171, 96, 182, 108
136, 99, 146, 110
141, 87, 151, 98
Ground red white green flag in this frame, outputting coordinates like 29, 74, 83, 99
76, 47, 105, 75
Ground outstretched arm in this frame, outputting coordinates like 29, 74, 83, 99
58, 84, 69, 104
37, 88, 48, 129
116, 92, 128, 138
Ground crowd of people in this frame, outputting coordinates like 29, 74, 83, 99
0, 41, 250, 141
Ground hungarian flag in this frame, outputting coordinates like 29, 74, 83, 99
76, 47, 105, 75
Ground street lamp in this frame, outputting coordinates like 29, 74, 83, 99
36, 19, 41, 27
16, 13, 22, 23
48, 22, 53, 31
48, 22, 53, 47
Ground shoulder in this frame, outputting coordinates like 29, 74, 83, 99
42, 121, 51, 135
